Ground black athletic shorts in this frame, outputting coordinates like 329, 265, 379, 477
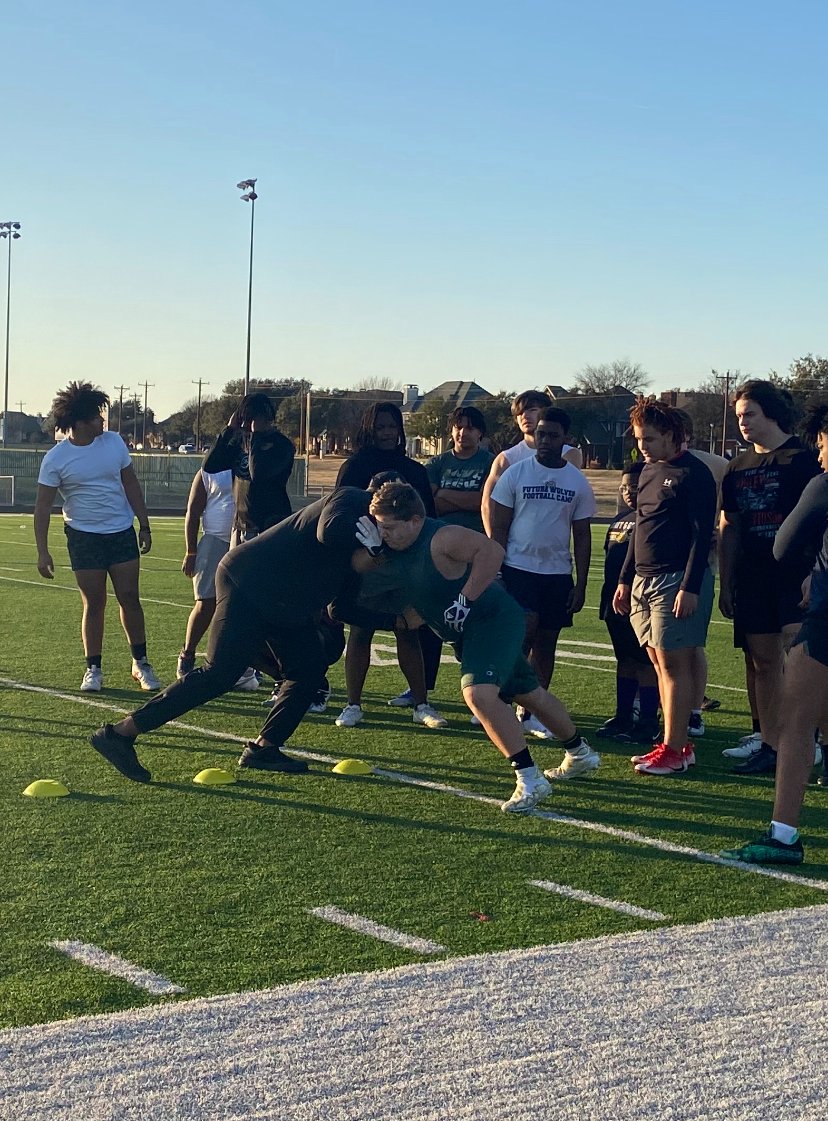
501, 566, 573, 630
604, 609, 650, 666
64, 525, 139, 571
791, 612, 828, 669
732, 562, 805, 646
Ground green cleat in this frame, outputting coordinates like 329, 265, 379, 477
719, 829, 804, 865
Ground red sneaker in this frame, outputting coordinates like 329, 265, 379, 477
630, 743, 664, 765
634, 743, 688, 776
682, 743, 696, 767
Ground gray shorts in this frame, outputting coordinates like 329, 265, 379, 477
193, 534, 230, 601
630, 567, 714, 652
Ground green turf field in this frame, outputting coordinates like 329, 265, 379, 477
2, 513, 828, 1030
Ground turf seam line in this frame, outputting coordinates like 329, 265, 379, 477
2, 677, 815, 890
49, 940, 185, 995
308, 906, 447, 954
528, 880, 669, 921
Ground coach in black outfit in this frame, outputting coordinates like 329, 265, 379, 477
89, 489, 372, 783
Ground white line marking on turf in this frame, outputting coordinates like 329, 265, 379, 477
49, 940, 185, 995
529, 880, 668, 921
309, 906, 446, 954
2, 677, 816, 890
0, 574, 191, 609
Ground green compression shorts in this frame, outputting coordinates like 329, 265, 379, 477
455, 593, 538, 698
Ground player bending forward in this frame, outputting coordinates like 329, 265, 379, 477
356, 481, 598, 813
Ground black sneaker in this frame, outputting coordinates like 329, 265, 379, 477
701, 695, 721, 712
719, 829, 804, 865
237, 743, 309, 773
621, 717, 661, 745
732, 743, 777, 775
595, 715, 635, 739
688, 712, 705, 737
90, 724, 151, 784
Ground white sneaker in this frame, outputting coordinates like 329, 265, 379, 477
522, 713, 555, 740
335, 704, 364, 728
501, 767, 552, 814
80, 666, 103, 692
234, 667, 260, 692
412, 703, 447, 729
308, 687, 331, 714
722, 732, 762, 759
131, 658, 161, 691
544, 741, 601, 780
470, 713, 482, 727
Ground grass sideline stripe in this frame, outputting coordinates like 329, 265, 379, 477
529, 880, 668, 921
3, 677, 823, 892
309, 906, 447, 954
49, 940, 185, 995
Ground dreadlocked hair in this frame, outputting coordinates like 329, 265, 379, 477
355, 403, 406, 451
51, 381, 110, 433
628, 396, 686, 448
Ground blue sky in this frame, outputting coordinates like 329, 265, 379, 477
3, 0, 826, 420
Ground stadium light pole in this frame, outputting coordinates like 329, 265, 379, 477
237, 179, 258, 396
0, 221, 22, 448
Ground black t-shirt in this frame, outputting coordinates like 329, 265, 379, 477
619, 452, 717, 595
600, 512, 636, 617
203, 426, 295, 532
335, 447, 436, 516
722, 436, 820, 571
221, 487, 370, 624
774, 473, 828, 615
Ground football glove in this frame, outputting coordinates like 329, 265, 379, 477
444, 593, 472, 632
356, 515, 384, 557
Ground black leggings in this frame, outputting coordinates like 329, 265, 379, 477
131, 571, 330, 747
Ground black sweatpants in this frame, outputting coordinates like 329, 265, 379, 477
131, 568, 332, 747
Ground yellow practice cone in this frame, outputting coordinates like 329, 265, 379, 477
23, 779, 70, 798
193, 767, 236, 786
332, 758, 373, 776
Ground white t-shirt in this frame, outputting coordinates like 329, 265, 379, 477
201, 469, 234, 541
491, 457, 597, 574
38, 431, 134, 534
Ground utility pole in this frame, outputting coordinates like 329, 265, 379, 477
192, 378, 209, 451
132, 394, 140, 447
713, 370, 732, 457
137, 381, 154, 448
114, 384, 129, 435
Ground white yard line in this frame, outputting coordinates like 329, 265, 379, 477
49, 940, 185, 995
309, 906, 446, 954
529, 880, 668, 921
0, 574, 191, 609
1, 677, 805, 888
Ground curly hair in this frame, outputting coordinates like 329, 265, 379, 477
51, 381, 110, 433
802, 398, 828, 447
355, 403, 406, 452
733, 379, 794, 431
368, 481, 425, 521
628, 397, 685, 448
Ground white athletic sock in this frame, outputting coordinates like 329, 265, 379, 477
770, 821, 799, 845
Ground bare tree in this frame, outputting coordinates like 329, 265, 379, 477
572, 359, 650, 395
355, 375, 403, 392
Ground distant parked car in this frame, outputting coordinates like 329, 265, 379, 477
178, 443, 197, 454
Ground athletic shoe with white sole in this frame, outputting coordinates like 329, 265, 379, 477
521, 713, 555, 740
595, 715, 635, 739
470, 713, 483, 727
80, 666, 103, 692
412, 703, 447, 729
335, 704, 364, 728
388, 688, 414, 707
234, 667, 260, 692
307, 686, 331, 714
543, 741, 601, 780
722, 732, 762, 759
131, 658, 161, 691
634, 742, 688, 775
688, 713, 705, 737
683, 744, 696, 767
90, 724, 151, 783
501, 767, 552, 814
176, 651, 196, 680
